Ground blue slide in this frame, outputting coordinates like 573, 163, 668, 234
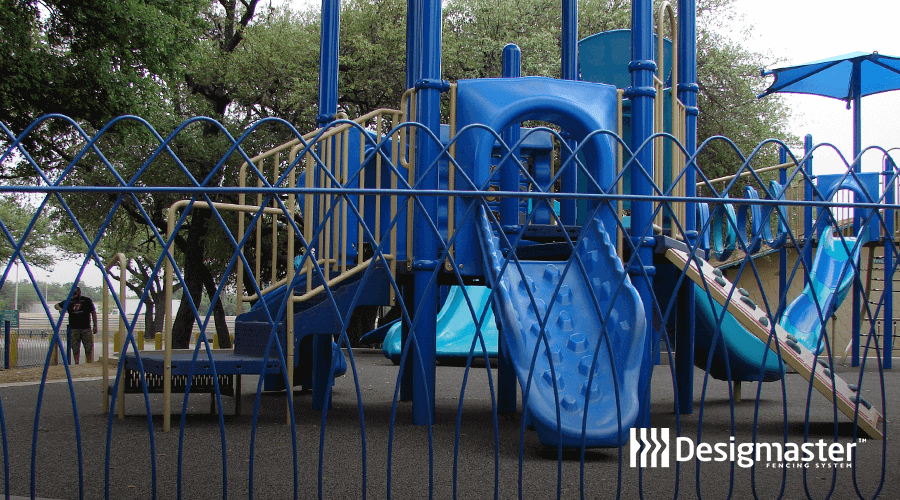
382, 286, 499, 364
664, 230, 857, 382
477, 207, 649, 448
780, 230, 858, 354
690, 281, 785, 382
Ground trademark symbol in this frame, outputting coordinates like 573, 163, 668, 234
858, 439, 867, 444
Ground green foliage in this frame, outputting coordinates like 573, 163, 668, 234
0, 0, 206, 134
0, 194, 55, 270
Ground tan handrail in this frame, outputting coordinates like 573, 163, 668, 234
102, 253, 128, 417
697, 161, 799, 189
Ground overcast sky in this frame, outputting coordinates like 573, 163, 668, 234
732, 0, 899, 173
47, 0, 899, 288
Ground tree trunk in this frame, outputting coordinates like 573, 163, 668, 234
203, 267, 232, 349
171, 211, 211, 349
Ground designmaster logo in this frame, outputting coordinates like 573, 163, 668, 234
630, 428, 670, 467
629, 428, 858, 469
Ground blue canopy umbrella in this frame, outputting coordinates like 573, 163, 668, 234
760, 51, 900, 168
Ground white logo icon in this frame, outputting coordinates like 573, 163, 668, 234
629, 428, 670, 468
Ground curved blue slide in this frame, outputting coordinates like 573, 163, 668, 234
780, 230, 858, 354
383, 286, 499, 364
691, 282, 785, 382
669, 230, 857, 382
477, 207, 649, 448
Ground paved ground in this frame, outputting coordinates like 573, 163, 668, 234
0, 351, 896, 499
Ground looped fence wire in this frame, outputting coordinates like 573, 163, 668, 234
0, 114, 896, 499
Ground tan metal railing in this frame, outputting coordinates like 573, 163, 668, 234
158, 106, 424, 430
102, 253, 128, 418
655, 1, 687, 240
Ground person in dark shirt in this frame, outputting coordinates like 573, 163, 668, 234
54, 287, 98, 364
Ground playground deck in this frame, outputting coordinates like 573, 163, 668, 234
0, 349, 895, 499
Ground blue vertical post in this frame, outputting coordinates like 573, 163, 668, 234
883, 156, 894, 369
558, 0, 578, 225
316, 0, 340, 127
850, 64, 863, 367
406, 0, 421, 90
629, 0, 656, 427
497, 44, 521, 413
500, 44, 521, 229
411, 0, 442, 426
400, 0, 422, 404
311, 0, 341, 411
851, 62, 862, 174
803, 135, 814, 285
674, 0, 697, 415
778, 148, 788, 300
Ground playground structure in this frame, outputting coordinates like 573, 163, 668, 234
88, 1, 894, 444
2, 0, 900, 497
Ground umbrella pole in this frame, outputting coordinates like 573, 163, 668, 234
851, 60, 863, 365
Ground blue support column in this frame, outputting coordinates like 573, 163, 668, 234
674, 0, 697, 415
850, 67, 863, 367
884, 156, 895, 369
312, 0, 341, 410
400, 0, 422, 404
316, 0, 341, 127
559, 0, 578, 225
561, 0, 577, 81
629, 0, 656, 427
411, 0, 443, 426
803, 135, 814, 284
498, 44, 521, 413
778, 148, 788, 301
405, 0, 421, 90
500, 44, 521, 229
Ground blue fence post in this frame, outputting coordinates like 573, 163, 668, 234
3, 321, 9, 370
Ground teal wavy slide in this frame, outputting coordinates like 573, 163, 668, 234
382, 286, 499, 364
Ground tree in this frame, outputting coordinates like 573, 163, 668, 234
0, 194, 56, 272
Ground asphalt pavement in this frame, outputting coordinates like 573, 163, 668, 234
0, 350, 896, 499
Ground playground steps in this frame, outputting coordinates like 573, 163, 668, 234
234, 260, 392, 358
233, 260, 392, 397
664, 247, 884, 439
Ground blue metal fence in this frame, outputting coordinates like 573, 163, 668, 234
0, 114, 896, 499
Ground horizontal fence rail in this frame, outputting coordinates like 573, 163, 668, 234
0, 113, 898, 499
